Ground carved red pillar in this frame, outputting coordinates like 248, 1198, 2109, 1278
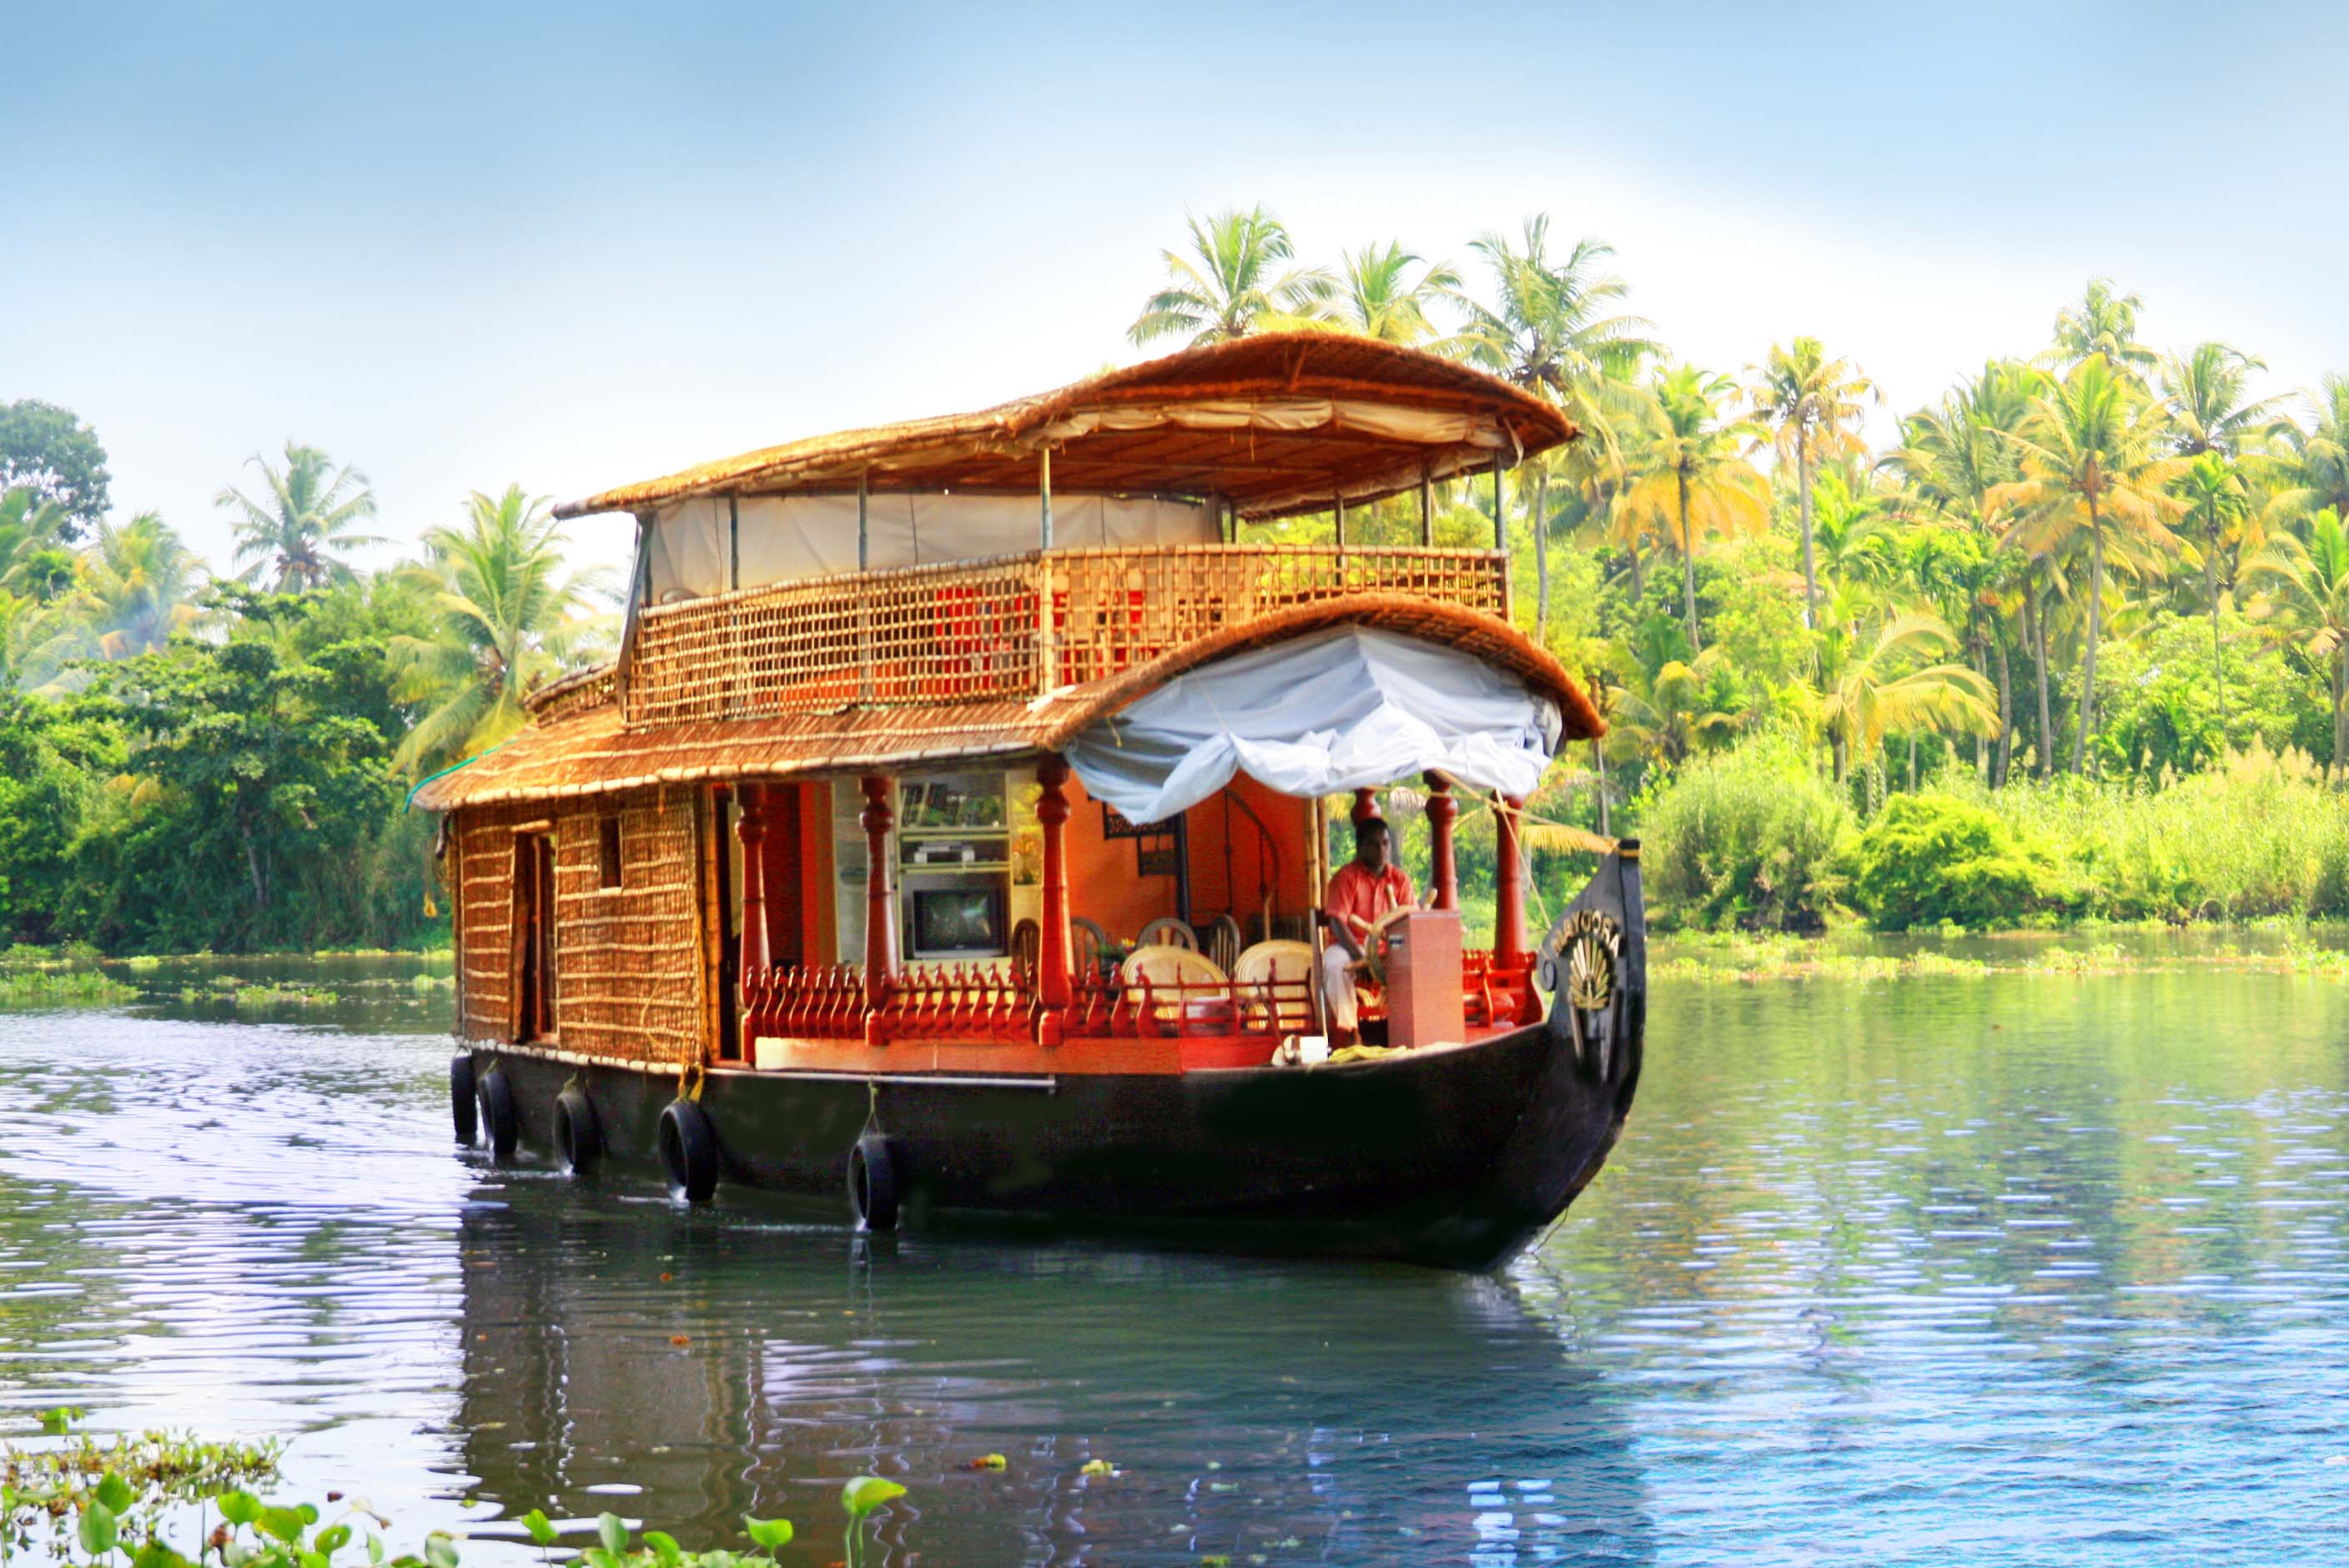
859, 775, 898, 1043
1494, 793, 1527, 961
1425, 771, 1458, 912
1034, 756, 1073, 1045
736, 782, 771, 972
1351, 787, 1382, 825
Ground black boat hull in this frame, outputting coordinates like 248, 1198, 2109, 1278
460, 847, 1647, 1271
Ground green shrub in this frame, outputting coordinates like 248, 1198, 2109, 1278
1641, 733, 1852, 930
1849, 794, 2060, 929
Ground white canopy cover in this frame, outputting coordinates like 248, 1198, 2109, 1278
1066, 626, 1562, 823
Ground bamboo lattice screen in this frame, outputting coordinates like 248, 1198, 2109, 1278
624, 544, 1506, 729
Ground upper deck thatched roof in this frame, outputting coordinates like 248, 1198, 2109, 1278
553, 334, 1576, 523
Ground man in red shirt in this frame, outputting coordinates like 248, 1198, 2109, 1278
1320, 816, 1414, 1044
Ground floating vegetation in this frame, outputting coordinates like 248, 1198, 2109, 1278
0, 969, 137, 1005
2, 1410, 282, 1559
1652, 930, 2349, 983
173, 984, 345, 1008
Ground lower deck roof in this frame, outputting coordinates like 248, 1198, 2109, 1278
411, 596, 1601, 812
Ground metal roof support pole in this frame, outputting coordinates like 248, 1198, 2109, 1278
857, 472, 873, 703
1037, 448, 1056, 696
1419, 469, 1435, 548
728, 495, 740, 592
1490, 456, 1506, 550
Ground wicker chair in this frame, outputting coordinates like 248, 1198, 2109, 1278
1118, 944, 1232, 1034
1134, 916, 1197, 951
1071, 916, 1114, 981
1010, 917, 1040, 972
1200, 913, 1244, 973
1232, 939, 1315, 1034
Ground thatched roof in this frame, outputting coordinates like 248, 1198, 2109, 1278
414, 596, 1602, 811
554, 334, 1576, 524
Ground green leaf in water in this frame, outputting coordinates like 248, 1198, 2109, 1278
740, 1516, 795, 1552
422, 1531, 460, 1568
259, 1506, 309, 1544
641, 1530, 682, 1566
94, 1472, 136, 1515
519, 1511, 557, 1550
838, 1477, 905, 1520
219, 1491, 264, 1527
596, 1514, 629, 1555
78, 1500, 118, 1558
39, 1407, 83, 1436
316, 1525, 352, 1556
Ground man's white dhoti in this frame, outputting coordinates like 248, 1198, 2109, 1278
1320, 942, 1361, 1033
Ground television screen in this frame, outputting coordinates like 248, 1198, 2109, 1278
912, 887, 1004, 954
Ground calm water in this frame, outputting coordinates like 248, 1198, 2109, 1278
3, 950, 2347, 1565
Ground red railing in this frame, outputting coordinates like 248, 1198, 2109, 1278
737, 950, 1535, 1048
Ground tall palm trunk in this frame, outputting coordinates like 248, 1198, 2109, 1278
2073, 513, 2105, 775
1625, 536, 1644, 600
1533, 470, 1551, 636
2027, 584, 2055, 780
1795, 434, 1818, 630
2333, 651, 2349, 784
2205, 510, 2227, 736
1677, 470, 1701, 653
1993, 633, 2015, 788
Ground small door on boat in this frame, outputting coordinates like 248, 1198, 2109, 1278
511, 831, 557, 1042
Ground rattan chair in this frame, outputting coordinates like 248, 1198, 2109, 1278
1134, 916, 1198, 951
1010, 917, 1040, 972
1232, 939, 1315, 1034
1071, 916, 1114, 980
1201, 913, 1244, 973
1118, 944, 1232, 1033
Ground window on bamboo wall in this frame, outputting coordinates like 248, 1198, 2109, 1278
597, 814, 624, 890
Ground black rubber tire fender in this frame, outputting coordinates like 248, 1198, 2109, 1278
475, 1066, 518, 1163
659, 1098, 719, 1202
555, 1087, 601, 1177
450, 1054, 478, 1146
851, 1133, 899, 1233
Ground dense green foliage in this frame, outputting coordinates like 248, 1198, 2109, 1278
0, 420, 609, 952
1139, 209, 2349, 933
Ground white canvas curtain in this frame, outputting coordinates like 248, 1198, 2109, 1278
1065, 626, 1561, 823
644, 493, 1216, 603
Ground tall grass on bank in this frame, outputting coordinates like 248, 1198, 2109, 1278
1968, 746, 2349, 923
1635, 738, 2349, 932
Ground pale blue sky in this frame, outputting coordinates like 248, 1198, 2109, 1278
9, 1, 2345, 577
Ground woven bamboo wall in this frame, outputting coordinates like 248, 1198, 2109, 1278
623, 544, 1506, 729
549, 788, 707, 1063
452, 802, 525, 1040
450, 789, 710, 1064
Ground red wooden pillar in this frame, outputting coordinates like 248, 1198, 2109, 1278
1351, 787, 1382, 825
859, 775, 898, 1044
736, 782, 771, 972
1034, 755, 1073, 1045
1494, 792, 1527, 961
1425, 771, 1458, 912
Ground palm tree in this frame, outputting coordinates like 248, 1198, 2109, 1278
1749, 337, 1879, 626
0, 487, 77, 602
218, 443, 386, 591
1619, 365, 1770, 654
1882, 360, 2042, 780
2160, 341, 2291, 460
2047, 279, 2156, 376
1813, 611, 1998, 781
1456, 219, 1662, 634
1989, 357, 2188, 773
2266, 375, 2349, 530
1320, 241, 1462, 346
390, 485, 613, 772
2245, 509, 2349, 778
1126, 208, 1331, 347
2177, 451, 2251, 729
78, 512, 205, 657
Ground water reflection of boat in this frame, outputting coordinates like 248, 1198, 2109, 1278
418, 336, 1647, 1269
453, 1185, 1652, 1564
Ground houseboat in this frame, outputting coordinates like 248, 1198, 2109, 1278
416, 333, 1647, 1270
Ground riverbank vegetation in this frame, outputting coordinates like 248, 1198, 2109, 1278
1130, 210, 2349, 932
7, 213, 2347, 950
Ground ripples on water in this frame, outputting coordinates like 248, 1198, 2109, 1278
2, 952, 2346, 1565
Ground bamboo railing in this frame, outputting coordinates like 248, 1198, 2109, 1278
622, 544, 1507, 729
